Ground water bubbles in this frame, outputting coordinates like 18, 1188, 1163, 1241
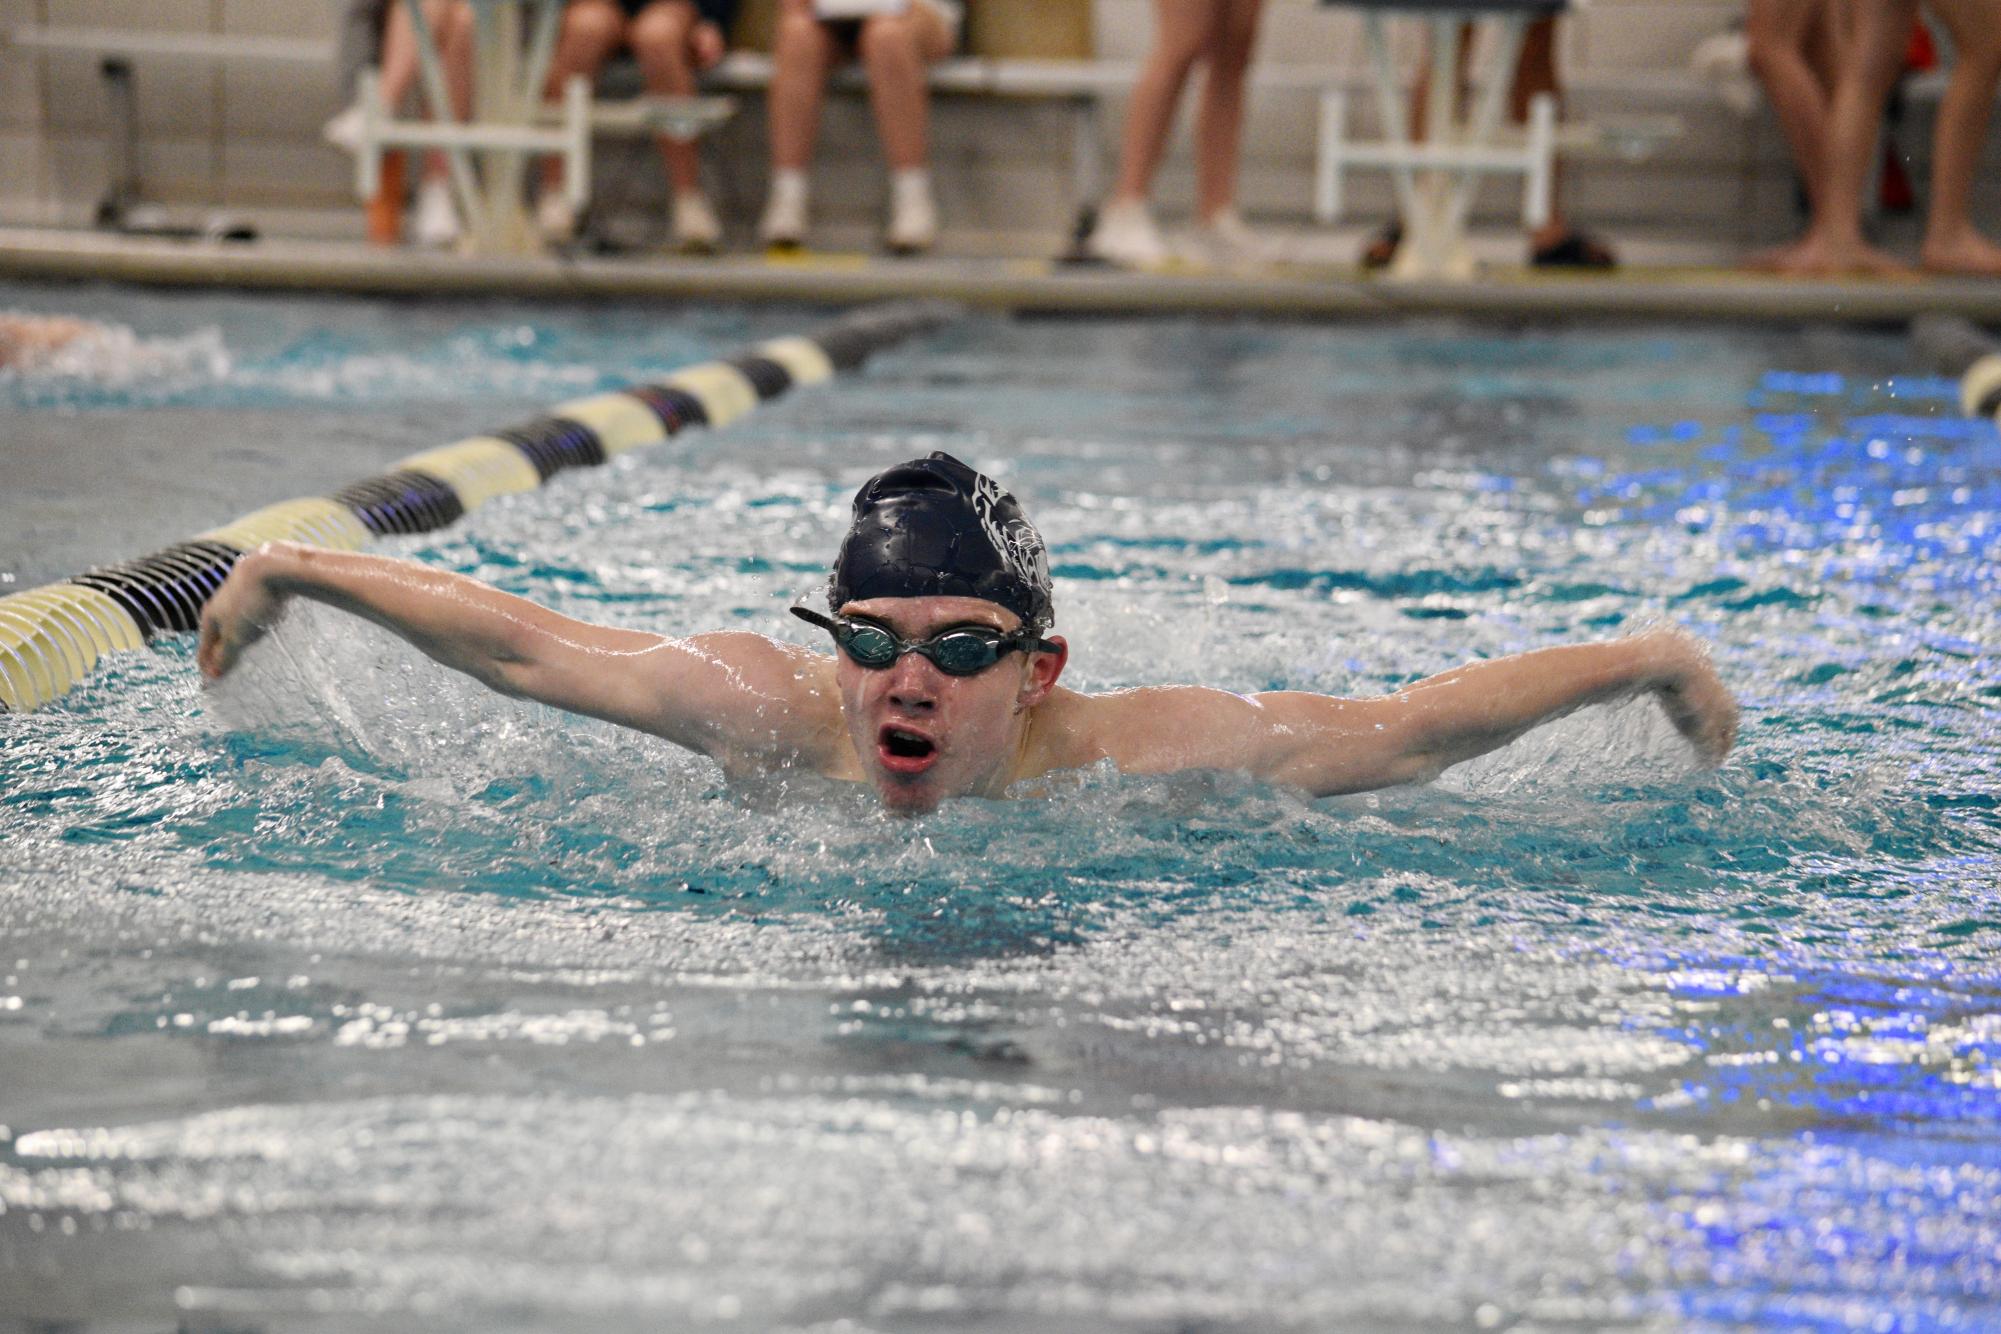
0, 309, 230, 406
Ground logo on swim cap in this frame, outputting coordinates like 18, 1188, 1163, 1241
829, 452, 1054, 630
968, 470, 1051, 598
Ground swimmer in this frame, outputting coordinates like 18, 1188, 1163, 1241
198, 452, 1738, 813
0, 313, 99, 369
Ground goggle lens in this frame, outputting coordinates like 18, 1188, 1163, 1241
840, 623, 901, 668
929, 632, 1003, 675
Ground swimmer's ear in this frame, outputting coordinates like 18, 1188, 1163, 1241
1016, 635, 1067, 710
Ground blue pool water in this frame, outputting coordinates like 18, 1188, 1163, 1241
2, 284, 1998, 1331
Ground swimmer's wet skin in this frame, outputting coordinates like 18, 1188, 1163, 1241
199, 451, 1739, 813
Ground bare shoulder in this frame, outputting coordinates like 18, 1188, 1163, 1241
1028, 683, 1386, 779
629, 631, 845, 767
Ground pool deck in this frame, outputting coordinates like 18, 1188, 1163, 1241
6, 224, 2001, 324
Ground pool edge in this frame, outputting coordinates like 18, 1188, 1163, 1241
8, 227, 2001, 324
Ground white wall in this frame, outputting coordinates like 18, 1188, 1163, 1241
1, 0, 1992, 252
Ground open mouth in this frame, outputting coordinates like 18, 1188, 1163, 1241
876, 725, 939, 775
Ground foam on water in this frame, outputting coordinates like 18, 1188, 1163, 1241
0, 306, 230, 392
2, 291, 1998, 1330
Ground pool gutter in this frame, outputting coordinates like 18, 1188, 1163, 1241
7, 227, 2001, 325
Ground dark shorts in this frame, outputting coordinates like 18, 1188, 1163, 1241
617, 0, 742, 31
819, 1, 963, 57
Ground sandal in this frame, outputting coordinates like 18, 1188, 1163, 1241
1531, 230, 1618, 269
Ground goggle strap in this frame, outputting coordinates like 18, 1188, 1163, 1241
790, 606, 839, 634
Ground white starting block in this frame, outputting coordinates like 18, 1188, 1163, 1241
1316, 0, 1567, 281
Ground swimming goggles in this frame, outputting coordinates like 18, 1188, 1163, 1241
791, 607, 1056, 676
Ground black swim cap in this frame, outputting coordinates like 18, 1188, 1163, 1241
828, 451, 1054, 630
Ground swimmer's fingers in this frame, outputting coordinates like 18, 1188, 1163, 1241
197, 562, 282, 680
1658, 657, 1738, 767
196, 601, 251, 679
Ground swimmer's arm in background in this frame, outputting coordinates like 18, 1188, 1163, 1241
1067, 626, 1737, 797
197, 542, 837, 761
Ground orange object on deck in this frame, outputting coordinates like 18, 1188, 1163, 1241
366, 150, 406, 247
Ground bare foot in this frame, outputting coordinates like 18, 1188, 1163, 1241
1769, 231, 1913, 278
1742, 239, 1811, 273
1921, 231, 2001, 277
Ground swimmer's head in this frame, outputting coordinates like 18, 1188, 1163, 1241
801, 454, 1065, 812
826, 451, 1054, 634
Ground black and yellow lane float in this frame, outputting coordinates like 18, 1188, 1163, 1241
0, 300, 957, 712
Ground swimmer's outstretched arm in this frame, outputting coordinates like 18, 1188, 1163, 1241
197, 542, 836, 761
1065, 626, 1736, 797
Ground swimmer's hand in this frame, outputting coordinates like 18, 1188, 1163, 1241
1638, 625, 1737, 766
197, 544, 288, 679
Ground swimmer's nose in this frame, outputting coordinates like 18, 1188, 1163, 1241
885, 652, 938, 710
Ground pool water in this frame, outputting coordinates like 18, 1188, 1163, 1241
2, 285, 1998, 1331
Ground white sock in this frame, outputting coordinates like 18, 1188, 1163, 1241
769, 168, 809, 210
891, 168, 932, 211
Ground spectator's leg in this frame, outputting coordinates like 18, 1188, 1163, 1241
861, 4, 951, 252
540, 0, 629, 202
374, 2, 473, 178
1403, 21, 1472, 141
634, 0, 729, 249
1746, 0, 1838, 223
1510, 16, 1610, 264
1513, 18, 1566, 252
761, 0, 836, 244
438, 2, 473, 125
379, 1, 423, 109
1775, 0, 1916, 274
1803, 0, 1850, 87
1360, 20, 1472, 267
402, 1, 475, 247
858, 7, 945, 173
769, 0, 835, 173
1108, 0, 1221, 207
631, 0, 705, 195
1192, 0, 1264, 223
1917, 0, 2001, 273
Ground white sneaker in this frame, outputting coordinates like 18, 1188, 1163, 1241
413, 176, 460, 248
759, 173, 809, 248
536, 190, 577, 244
1086, 199, 1168, 268
885, 171, 937, 255
321, 100, 366, 154
1187, 209, 1274, 269
671, 191, 722, 253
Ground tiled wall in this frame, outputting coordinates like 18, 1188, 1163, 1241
1, 0, 1992, 250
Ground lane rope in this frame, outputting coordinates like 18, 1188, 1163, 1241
0, 300, 958, 713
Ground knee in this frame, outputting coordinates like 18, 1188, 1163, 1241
563, 1, 625, 52
424, 0, 471, 40
859, 13, 920, 64
632, 1, 695, 57
773, 5, 825, 56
